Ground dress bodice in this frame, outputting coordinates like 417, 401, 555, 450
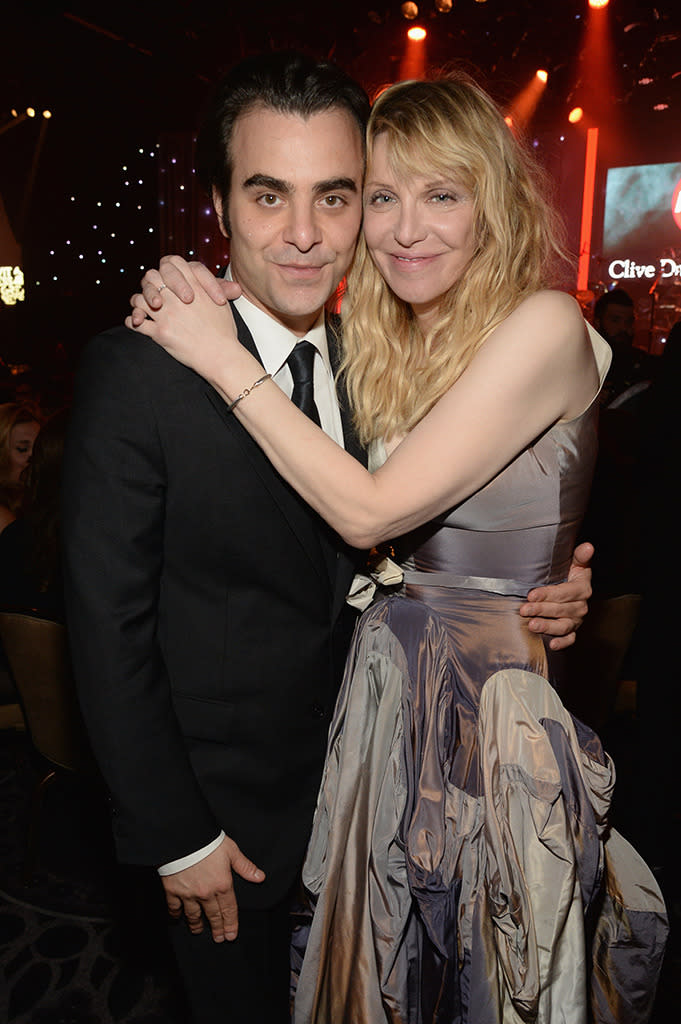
371, 324, 611, 590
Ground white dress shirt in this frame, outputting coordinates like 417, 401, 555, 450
158, 273, 344, 876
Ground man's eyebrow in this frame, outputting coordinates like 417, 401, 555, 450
313, 177, 358, 196
242, 173, 291, 193
241, 174, 359, 196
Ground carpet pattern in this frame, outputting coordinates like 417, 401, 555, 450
1, 894, 183, 1024
0, 732, 186, 1023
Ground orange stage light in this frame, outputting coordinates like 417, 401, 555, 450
536, 69, 548, 83
568, 106, 584, 123
588, 0, 609, 9
407, 26, 426, 41
577, 127, 599, 292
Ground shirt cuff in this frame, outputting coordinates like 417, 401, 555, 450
157, 832, 226, 876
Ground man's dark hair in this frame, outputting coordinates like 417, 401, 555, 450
195, 51, 370, 235
594, 287, 635, 321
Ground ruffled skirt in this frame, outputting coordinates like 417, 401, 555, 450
294, 594, 668, 1024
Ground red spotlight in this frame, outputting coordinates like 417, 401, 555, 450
407, 26, 426, 41
588, 0, 609, 8
568, 106, 584, 123
536, 69, 548, 83
577, 127, 599, 292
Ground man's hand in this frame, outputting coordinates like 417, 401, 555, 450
520, 542, 593, 651
128, 255, 240, 328
162, 835, 265, 943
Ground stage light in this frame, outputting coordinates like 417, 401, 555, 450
536, 69, 548, 83
504, 115, 513, 127
0, 267, 25, 306
408, 26, 427, 41
26, 107, 35, 117
435, 0, 452, 11
653, 103, 669, 111
568, 106, 584, 123
42, 110, 52, 119
638, 77, 654, 85
588, 0, 609, 8
577, 127, 599, 292
402, 1, 418, 19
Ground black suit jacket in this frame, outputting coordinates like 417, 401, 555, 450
61, 306, 364, 908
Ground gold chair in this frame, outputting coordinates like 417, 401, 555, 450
0, 610, 98, 883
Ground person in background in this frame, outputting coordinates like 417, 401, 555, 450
627, 318, 680, 888
593, 287, 656, 408
0, 402, 41, 535
0, 408, 69, 620
578, 289, 656, 639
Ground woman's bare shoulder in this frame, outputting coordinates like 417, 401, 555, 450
481, 290, 586, 364
513, 289, 585, 330
502, 290, 590, 363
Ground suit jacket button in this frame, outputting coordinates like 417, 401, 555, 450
310, 703, 326, 719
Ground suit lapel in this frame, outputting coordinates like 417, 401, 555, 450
202, 303, 330, 590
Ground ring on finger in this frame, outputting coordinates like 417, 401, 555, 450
158, 284, 168, 292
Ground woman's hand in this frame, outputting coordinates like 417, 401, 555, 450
128, 255, 241, 329
125, 262, 250, 388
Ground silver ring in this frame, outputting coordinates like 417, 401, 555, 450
158, 284, 168, 292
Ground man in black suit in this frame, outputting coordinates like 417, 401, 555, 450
62, 52, 593, 1023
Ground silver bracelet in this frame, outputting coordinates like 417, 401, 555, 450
225, 373, 272, 413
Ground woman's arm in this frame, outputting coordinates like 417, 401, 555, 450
128, 282, 598, 550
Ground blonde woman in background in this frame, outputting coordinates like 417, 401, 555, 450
0, 402, 40, 534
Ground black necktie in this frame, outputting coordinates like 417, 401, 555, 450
287, 340, 321, 426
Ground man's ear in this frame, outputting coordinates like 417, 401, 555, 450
212, 187, 230, 238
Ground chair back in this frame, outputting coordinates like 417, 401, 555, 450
0, 612, 90, 771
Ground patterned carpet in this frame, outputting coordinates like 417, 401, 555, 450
0, 731, 187, 1024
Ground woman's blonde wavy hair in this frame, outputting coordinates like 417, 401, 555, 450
340, 72, 569, 445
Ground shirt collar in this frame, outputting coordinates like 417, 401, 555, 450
225, 265, 330, 378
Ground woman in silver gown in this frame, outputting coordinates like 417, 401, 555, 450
131, 75, 667, 1023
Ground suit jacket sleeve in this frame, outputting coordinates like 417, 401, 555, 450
61, 328, 221, 865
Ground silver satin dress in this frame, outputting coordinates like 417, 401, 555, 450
295, 327, 668, 1024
